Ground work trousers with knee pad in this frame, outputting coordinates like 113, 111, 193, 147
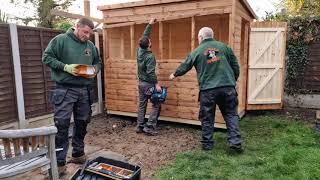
137, 81, 161, 131
51, 84, 93, 166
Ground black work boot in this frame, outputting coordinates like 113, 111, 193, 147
143, 127, 158, 136
229, 143, 244, 154
136, 126, 144, 134
202, 145, 214, 151
68, 155, 87, 164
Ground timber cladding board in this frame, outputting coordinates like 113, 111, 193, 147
0, 24, 18, 124
101, 0, 258, 126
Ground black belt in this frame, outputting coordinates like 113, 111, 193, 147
56, 82, 90, 88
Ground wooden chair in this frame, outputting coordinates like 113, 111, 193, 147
0, 126, 58, 180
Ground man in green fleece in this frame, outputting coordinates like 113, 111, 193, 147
136, 18, 162, 136
42, 18, 101, 175
169, 27, 243, 153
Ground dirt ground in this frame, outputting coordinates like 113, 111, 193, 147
61, 114, 200, 179
58, 107, 318, 179
247, 107, 318, 123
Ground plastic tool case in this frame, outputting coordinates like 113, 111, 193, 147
70, 156, 141, 180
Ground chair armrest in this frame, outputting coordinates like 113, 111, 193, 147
0, 126, 57, 138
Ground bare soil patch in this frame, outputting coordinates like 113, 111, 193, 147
62, 114, 200, 179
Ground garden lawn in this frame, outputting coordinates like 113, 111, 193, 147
155, 114, 320, 180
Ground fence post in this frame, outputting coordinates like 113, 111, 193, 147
95, 32, 103, 114
9, 23, 26, 128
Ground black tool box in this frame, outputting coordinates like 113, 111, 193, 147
70, 156, 141, 180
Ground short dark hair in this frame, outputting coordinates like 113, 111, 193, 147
139, 36, 150, 49
78, 18, 94, 29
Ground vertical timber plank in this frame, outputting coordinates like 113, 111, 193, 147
120, 28, 125, 59
229, 0, 236, 48
3, 139, 12, 158
39, 136, 45, 148
169, 24, 172, 59
242, 21, 249, 112
95, 32, 103, 114
159, 21, 164, 59
13, 138, 21, 156
130, 25, 135, 59
31, 136, 38, 150
22, 137, 29, 153
191, 16, 195, 50
84, 0, 90, 17
103, 29, 109, 110
104, 29, 109, 60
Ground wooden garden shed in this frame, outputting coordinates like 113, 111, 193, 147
97, 0, 287, 128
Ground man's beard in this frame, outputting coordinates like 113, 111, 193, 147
77, 32, 87, 42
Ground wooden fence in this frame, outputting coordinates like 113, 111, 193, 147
0, 24, 103, 128
300, 41, 320, 92
0, 24, 17, 125
288, 40, 320, 93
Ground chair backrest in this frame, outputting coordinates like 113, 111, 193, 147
0, 126, 57, 166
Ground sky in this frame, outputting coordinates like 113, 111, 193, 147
0, 0, 281, 24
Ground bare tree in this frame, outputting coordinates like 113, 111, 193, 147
10, 0, 74, 28
0, 10, 9, 23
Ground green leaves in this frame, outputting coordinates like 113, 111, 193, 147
0, 10, 9, 23
285, 16, 320, 94
53, 19, 74, 31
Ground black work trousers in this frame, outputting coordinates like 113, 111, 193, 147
199, 86, 242, 149
52, 84, 92, 166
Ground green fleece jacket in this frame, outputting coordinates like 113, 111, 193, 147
174, 38, 240, 90
136, 24, 158, 84
42, 28, 102, 86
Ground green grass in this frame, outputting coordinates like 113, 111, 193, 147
155, 114, 320, 180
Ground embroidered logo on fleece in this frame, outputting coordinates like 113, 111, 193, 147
84, 48, 92, 56
204, 48, 221, 64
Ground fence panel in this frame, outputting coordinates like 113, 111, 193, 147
303, 41, 320, 91
0, 24, 18, 124
18, 26, 63, 119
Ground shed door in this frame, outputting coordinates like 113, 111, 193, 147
247, 25, 286, 110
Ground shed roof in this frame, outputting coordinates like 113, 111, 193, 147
97, 0, 257, 19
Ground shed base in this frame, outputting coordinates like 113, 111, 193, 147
107, 110, 227, 129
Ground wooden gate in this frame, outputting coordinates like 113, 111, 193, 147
247, 22, 287, 110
